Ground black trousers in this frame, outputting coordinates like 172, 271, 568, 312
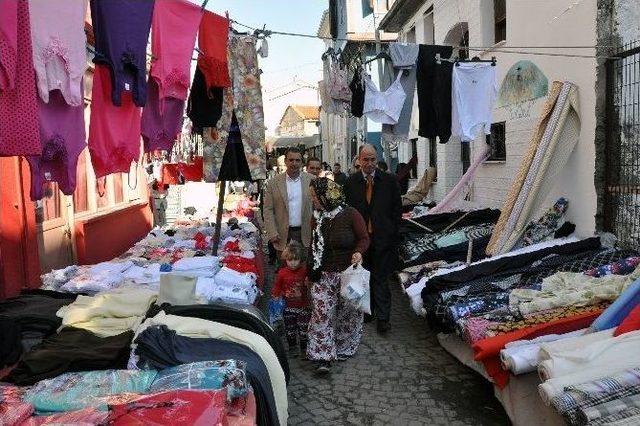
363, 244, 396, 322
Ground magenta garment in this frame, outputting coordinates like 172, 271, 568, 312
89, 0, 155, 107
150, 0, 202, 101
0, 0, 18, 91
29, 0, 87, 106
141, 77, 184, 153
0, 0, 41, 156
27, 88, 86, 200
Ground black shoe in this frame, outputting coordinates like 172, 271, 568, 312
315, 361, 331, 374
377, 320, 390, 334
363, 314, 374, 323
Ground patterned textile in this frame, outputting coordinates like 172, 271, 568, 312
557, 386, 640, 425
585, 257, 640, 278
510, 264, 640, 316
579, 394, 640, 425
203, 35, 266, 182
460, 317, 499, 344
590, 407, 640, 425
306, 272, 363, 362
401, 223, 494, 263
283, 307, 311, 349
485, 303, 609, 336
487, 82, 564, 255
446, 292, 510, 324
515, 197, 569, 249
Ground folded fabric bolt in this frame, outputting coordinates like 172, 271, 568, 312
591, 277, 640, 332
149, 360, 248, 399
134, 311, 287, 423
158, 274, 197, 306
24, 369, 157, 413
510, 264, 640, 316
500, 329, 586, 375
57, 289, 157, 327
551, 368, 640, 416
537, 330, 640, 382
538, 327, 615, 361
578, 394, 640, 425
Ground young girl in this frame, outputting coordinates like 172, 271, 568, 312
271, 241, 310, 354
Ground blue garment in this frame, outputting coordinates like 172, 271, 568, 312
149, 360, 248, 399
24, 370, 157, 413
268, 297, 286, 326
591, 278, 640, 331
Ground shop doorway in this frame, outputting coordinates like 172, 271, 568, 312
604, 41, 640, 248
36, 183, 75, 273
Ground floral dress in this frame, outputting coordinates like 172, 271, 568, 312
203, 35, 266, 182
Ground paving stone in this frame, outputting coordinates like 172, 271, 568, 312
261, 247, 510, 426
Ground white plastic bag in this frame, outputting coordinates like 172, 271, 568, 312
340, 263, 371, 314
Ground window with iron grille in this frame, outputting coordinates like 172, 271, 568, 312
486, 121, 506, 161
494, 0, 506, 43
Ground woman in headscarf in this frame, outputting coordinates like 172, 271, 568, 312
306, 177, 370, 374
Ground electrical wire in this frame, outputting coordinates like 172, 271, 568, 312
230, 18, 618, 59
267, 85, 317, 101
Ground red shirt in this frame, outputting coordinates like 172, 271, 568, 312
271, 265, 309, 308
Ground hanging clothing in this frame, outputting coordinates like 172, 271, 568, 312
89, 64, 141, 178
349, 68, 365, 118
149, 0, 202, 101
29, 0, 87, 106
203, 35, 266, 182
319, 58, 340, 115
141, 77, 184, 153
363, 72, 406, 125
416, 44, 454, 143
0, 0, 41, 157
306, 272, 363, 362
0, 0, 18, 92
187, 66, 223, 135
28, 89, 86, 200
197, 11, 230, 89
89, 0, 155, 107
451, 62, 498, 142
328, 60, 351, 102
217, 114, 253, 181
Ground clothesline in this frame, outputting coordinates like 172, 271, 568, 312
229, 18, 618, 60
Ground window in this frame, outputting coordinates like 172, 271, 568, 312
423, 7, 434, 45
362, 0, 373, 17
494, 0, 506, 43
410, 138, 418, 178
461, 143, 471, 174
428, 138, 437, 168
459, 30, 469, 60
405, 26, 416, 44
487, 121, 507, 161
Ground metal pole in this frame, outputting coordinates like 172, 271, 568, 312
212, 180, 226, 255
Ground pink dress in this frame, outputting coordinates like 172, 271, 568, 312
29, 0, 87, 106
0, 0, 41, 156
89, 64, 141, 178
0, 0, 18, 91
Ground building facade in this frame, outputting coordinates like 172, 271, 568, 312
375, 0, 637, 240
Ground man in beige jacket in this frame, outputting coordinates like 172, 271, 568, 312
263, 147, 315, 257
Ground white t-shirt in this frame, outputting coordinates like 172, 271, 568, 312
451, 63, 498, 142
286, 174, 302, 227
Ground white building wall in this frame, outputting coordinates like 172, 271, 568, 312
393, 0, 598, 237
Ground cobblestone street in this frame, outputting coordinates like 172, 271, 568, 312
261, 260, 510, 425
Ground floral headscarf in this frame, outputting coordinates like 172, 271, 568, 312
310, 178, 347, 276
310, 177, 346, 212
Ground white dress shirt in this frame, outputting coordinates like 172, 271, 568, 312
286, 173, 302, 227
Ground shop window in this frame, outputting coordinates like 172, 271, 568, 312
487, 121, 507, 161
494, 0, 506, 43
461, 143, 470, 174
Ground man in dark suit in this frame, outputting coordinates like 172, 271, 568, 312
344, 144, 402, 334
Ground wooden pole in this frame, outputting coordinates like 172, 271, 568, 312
212, 180, 226, 255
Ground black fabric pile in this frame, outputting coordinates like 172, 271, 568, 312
6, 328, 133, 385
147, 303, 289, 383
0, 290, 77, 368
399, 209, 501, 267
135, 325, 279, 426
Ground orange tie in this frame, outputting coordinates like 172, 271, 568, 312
366, 175, 373, 233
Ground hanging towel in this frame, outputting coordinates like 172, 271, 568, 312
197, 11, 231, 89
